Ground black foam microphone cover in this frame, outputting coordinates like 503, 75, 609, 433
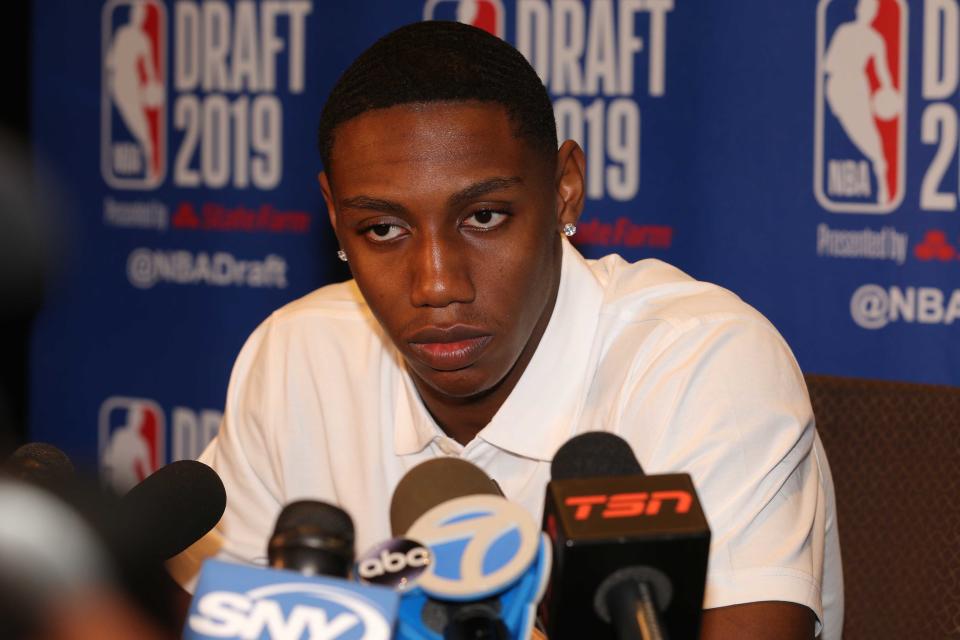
3, 442, 75, 487
551, 431, 644, 480
268, 500, 355, 578
120, 459, 226, 561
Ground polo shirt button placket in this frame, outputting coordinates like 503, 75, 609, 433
435, 437, 460, 456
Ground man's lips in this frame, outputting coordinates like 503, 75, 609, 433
406, 326, 493, 371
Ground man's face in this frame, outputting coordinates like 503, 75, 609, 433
321, 102, 579, 401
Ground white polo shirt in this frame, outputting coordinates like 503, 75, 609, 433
170, 239, 842, 638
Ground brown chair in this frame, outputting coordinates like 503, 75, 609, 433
804, 374, 960, 639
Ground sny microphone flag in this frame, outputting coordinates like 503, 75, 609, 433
184, 558, 399, 640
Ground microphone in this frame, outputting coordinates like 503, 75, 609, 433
0, 458, 193, 634
1, 446, 225, 564
389, 458, 551, 640
184, 499, 399, 640
3, 442, 75, 487
119, 459, 226, 561
390, 457, 502, 535
540, 432, 711, 640
267, 500, 355, 578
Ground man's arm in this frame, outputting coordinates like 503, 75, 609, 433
700, 602, 815, 640
614, 311, 837, 636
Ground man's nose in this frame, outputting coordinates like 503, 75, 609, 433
409, 234, 475, 308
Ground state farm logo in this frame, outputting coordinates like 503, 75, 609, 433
101, 0, 167, 189
99, 396, 165, 492
564, 491, 693, 521
914, 230, 959, 262
814, 0, 907, 213
423, 0, 505, 38
188, 583, 392, 640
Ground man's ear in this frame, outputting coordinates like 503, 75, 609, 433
318, 171, 338, 231
555, 140, 586, 230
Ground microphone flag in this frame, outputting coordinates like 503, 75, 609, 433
184, 558, 399, 640
394, 494, 551, 640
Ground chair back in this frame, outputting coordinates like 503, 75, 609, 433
805, 374, 960, 639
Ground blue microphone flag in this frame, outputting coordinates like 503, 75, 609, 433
184, 558, 399, 640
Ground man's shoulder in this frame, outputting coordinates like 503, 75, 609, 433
268, 279, 373, 327
247, 279, 385, 355
586, 253, 768, 331
229, 279, 392, 392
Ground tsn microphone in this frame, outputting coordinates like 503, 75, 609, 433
184, 499, 399, 640
389, 457, 551, 640
540, 432, 711, 640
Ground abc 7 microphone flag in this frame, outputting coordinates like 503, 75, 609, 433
391, 494, 551, 640
380, 456, 553, 638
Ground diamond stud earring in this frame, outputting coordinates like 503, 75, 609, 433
562, 223, 577, 237
336, 250, 348, 262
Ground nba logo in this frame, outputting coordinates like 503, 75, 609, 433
101, 0, 166, 190
423, 0, 505, 39
814, 0, 907, 213
99, 396, 166, 492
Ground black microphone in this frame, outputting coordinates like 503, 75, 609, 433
267, 500, 356, 578
119, 459, 226, 561
0, 458, 217, 634
540, 432, 711, 640
3, 442, 75, 487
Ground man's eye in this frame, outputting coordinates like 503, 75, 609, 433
364, 223, 405, 242
463, 210, 508, 230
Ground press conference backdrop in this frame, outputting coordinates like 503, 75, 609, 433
29, 0, 960, 490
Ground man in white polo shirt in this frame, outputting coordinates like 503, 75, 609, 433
170, 21, 842, 639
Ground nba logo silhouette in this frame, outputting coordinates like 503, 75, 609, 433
423, 0, 505, 39
99, 396, 166, 492
101, 0, 167, 190
814, 0, 907, 213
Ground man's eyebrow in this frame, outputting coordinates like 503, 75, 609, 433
338, 176, 523, 215
338, 196, 407, 215
448, 176, 523, 208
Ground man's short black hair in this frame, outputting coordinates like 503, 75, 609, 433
317, 21, 557, 170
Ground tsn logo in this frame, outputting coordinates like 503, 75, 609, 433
564, 490, 692, 520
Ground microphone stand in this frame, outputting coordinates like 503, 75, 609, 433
605, 579, 668, 640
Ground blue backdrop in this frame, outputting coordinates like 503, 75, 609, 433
30, 0, 960, 489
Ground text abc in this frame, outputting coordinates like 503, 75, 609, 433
357, 547, 430, 579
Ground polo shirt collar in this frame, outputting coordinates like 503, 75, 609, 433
393, 362, 444, 455
393, 240, 605, 460
478, 240, 604, 461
